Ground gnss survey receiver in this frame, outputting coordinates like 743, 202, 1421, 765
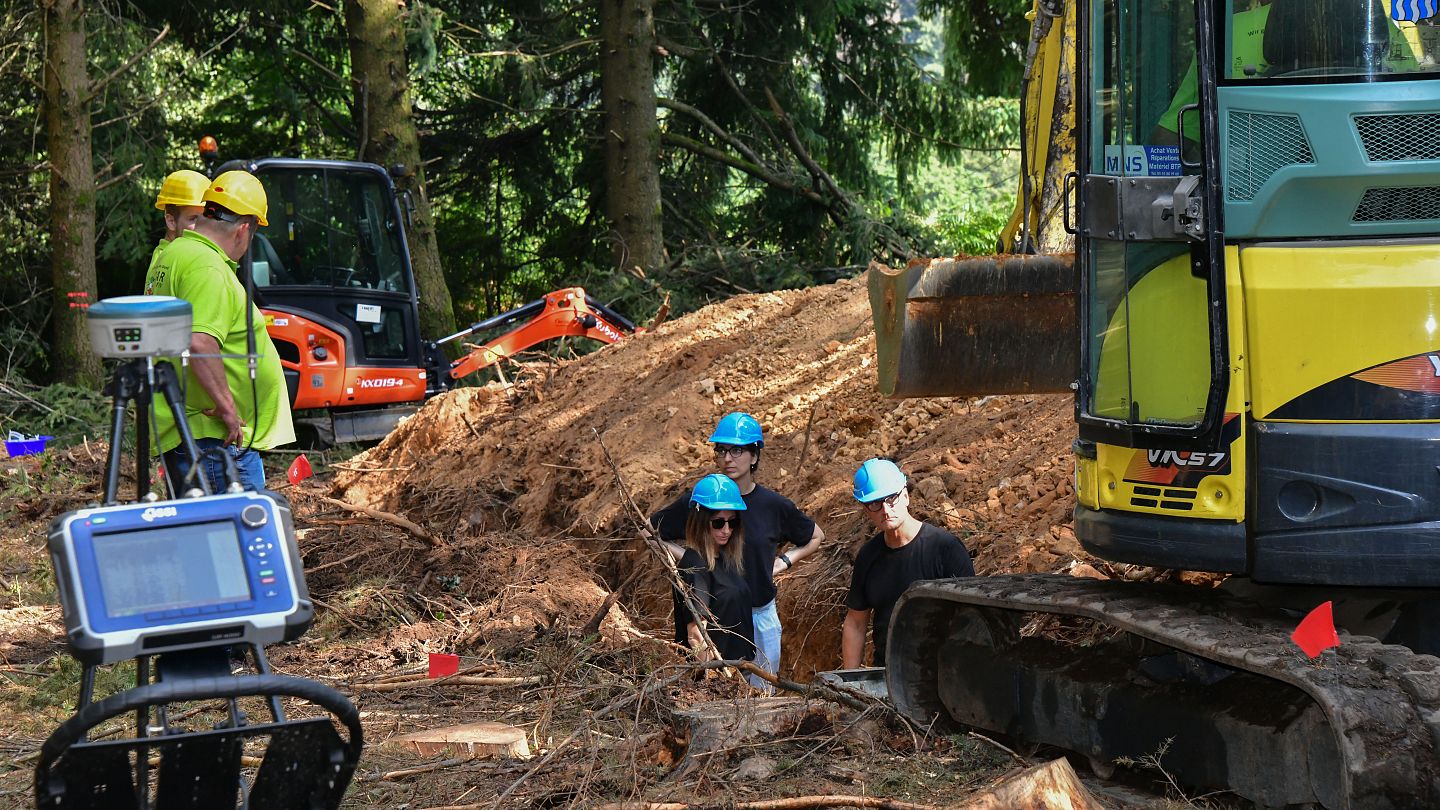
49, 491, 312, 665
34, 296, 361, 810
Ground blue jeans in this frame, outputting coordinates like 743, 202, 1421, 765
164, 438, 266, 495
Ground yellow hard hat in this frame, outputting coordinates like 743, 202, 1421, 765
153, 169, 210, 210
203, 170, 269, 227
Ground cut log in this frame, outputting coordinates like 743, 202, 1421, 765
382, 721, 532, 760
958, 758, 1102, 810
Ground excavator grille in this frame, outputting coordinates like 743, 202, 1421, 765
1226, 111, 1314, 202
1352, 185, 1440, 223
1129, 485, 1197, 512
1355, 112, 1440, 162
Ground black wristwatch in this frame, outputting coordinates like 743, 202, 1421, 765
779, 553, 793, 569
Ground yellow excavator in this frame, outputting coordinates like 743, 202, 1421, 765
870, 0, 1440, 806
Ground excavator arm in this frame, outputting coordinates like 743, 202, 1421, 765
443, 287, 641, 381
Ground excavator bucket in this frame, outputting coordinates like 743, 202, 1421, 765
867, 255, 1077, 398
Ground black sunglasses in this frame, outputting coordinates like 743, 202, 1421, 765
709, 517, 741, 530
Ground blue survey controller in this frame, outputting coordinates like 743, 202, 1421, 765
48, 491, 313, 664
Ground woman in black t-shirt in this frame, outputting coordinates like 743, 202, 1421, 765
674, 474, 757, 664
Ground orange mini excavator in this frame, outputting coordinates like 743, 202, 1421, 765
217, 156, 643, 445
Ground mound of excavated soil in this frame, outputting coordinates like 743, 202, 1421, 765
333, 273, 1089, 677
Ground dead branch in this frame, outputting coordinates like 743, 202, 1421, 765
373, 757, 466, 782
88, 24, 170, 100
581, 564, 645, 636
658, 96, 773, 176
459, 411, 484, 440
350, 675, 543, 693
329, 462, 415, 473
704, 40, 786, 155
734, 661, 926, 748
967, 731, 1028, 765
591, 428, 731, 672
318, 496, 439, 546
487, 665, 694, 808
660, 132, 826, 206
94, 162, 142, 192
763, 86, 849, 206
310, 595, 371, 634
358, 662, 499, 685
592, 798, 941, 809
303, 547, 369, 575
794, 401, 821, 478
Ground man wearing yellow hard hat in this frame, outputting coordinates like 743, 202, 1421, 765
145, 169, 295, 493
148, 169, 208, 276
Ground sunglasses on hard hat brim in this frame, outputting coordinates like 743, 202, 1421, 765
203, 202, 248, 223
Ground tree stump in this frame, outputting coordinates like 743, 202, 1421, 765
382, 721, 532, 760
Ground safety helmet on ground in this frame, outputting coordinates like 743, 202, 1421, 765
708, 412, 764, 448
854, 458, 907, 503
203, 170, 269, 226
690, 473, 748, 512
154, 169, 210, 211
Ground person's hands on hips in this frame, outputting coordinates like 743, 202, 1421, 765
204, 403, 245, 446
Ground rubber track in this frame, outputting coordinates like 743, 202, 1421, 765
891, 574, 1440, 809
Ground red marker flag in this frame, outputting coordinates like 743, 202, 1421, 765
1291, 601, 1340, 658
286, 453, 313, 486
428, 652, 460, 678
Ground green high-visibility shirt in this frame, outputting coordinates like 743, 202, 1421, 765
1156, 4, 1420, 138
147, 239, 167, 279
143, 230, 295, 453
1156, 5, 1272, 136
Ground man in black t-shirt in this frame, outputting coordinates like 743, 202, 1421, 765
651, 412, 824, 686
843, 458, 974, 668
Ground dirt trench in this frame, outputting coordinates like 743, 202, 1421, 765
330, 273, 1088, 678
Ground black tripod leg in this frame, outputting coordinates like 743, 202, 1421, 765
134, 377, 152, 503
101, 362, 143, 507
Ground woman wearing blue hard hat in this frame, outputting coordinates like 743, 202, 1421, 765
650, 412, 824, 688
842, 458, 974, 669
672, 474, 756, 665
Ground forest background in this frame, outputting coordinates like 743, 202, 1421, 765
0, 0, 1029, 438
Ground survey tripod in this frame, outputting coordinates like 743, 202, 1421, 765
34, 308, 362, 810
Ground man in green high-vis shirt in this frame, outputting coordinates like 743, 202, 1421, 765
147, 169, 208, 277
145, 170, 294, 494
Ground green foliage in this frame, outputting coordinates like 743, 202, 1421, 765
0, 376, 114, 449
27, 656, 137, 714
919, 0, 1033, 96
6, 0, 1029, 385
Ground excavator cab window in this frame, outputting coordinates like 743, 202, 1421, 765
1078, 0, 1224, 442
1226, 0, 1438, 81
244, 160, 423, 367
254, 168, 411, 295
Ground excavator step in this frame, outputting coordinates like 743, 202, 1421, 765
887, 574, 1440, 809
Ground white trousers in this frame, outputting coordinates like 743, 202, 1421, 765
749, 599, 781, 691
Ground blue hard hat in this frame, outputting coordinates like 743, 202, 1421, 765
690, 473, 748, 511
709, 412, 764, 447
854, 458, 907, 503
